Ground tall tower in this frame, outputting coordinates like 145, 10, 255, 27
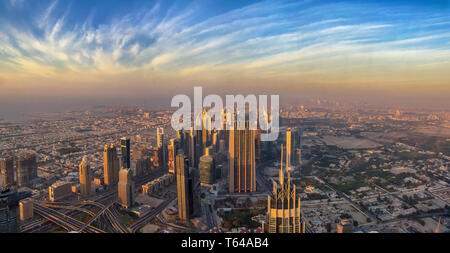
0, 189, 19, 233
157, 128, 164, 148
176, 154, 200, 222
79, 156, 92, 198
0, 155, 14, 187
120, 137, 131, 169
176, 154, 189, 222
188, 129, 197, 168
266, 145, 306, 233
199, 147, 215, 185
168, 139, 177, 174
286, 129, 292, 170
103, 144, 120, 187
228, 121, 256, 193
118, 168, 134, 209
157, 128, 166, 169
16, 153, 37, 187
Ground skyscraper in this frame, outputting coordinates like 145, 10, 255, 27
286, 129, 292, 169
266, 146, 306, 233
79, 156, 92, 198
121, 137, 131, 169
103, 144, 120, 187
176, 155, 189, 222
157, 127, 164, 148
228, 120, 256, 193
0, 189, 19, 233
168, 139, 177, 174
16, 153, 37, 187
118, 168, 134, 209
156, 128, 166, 169
0, 155, 14, 187
199, 148, 215, 185
176, 154, 200, 222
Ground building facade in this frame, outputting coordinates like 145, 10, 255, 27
103, 144, 120, 187
79, 156, 92, 198
118, 168, 134, 209
121, 137, 131, 169
0, 155, 14, 187
228, 121, 256, 193
266, 150, 306, 233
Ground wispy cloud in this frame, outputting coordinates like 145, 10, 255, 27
0, 0, 449, 88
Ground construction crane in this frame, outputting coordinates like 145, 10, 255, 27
434, 217, 441, 233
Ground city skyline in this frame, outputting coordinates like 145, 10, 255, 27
0, 0, 449, 115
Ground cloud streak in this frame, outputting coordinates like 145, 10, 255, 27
0, 0, 449, 94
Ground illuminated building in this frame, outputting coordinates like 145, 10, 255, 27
228, 120, 256, 193
79, 156, 92, 198
49, 181, 72, 202
266, 145, 306, 233
168, 139, 177, 174
337, 220, 353, 233
17, 153, 37, 187
199, 148, 215, 185
176, 154, 200, 222
118, 168, 134, 209
0, 155, 14, 187
103, 144, 120, 187
19, 198, 33, 221
121, 137, 131, 169
157, 128, 166, 169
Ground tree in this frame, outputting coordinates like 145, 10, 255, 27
353, 220, 359, 227
222, 220, 232, 229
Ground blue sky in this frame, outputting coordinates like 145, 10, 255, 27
0, 0, 449, 108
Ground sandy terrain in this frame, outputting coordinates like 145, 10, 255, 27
321, 135, 382, 149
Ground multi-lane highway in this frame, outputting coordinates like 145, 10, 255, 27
130, 195, 176, 233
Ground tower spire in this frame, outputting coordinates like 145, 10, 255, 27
280, 144, 284, 186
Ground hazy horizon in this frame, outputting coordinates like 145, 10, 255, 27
0, 0, 449, 119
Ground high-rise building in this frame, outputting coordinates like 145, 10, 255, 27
103, 144, 120, 187
168, 139, 176, 174
0, 189, 18, 233
337, 220, 353, 233
228, 120, 256, 193
135, 157, 149, 178
286, 129, 292, 169
156, 128, 166, 169
176, 155, 189, 222
0, 155, 14, 187
19, 198, 33, 221
49, 181, 72, 202
17, 153, 37, 187
121, 137, 131, 169
176, 155, 200, 222
118, 168, 134, 209
157, 127, 164, 148
79, 156, 92, 198
188, 130, 197, 168
266, 146, 306, 233
199, 148, 215, 185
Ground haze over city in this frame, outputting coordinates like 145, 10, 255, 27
0, 0, 449, 120
0, 0, 449, 240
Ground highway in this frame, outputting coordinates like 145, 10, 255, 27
130, 195, 176, 233
203, 202, 218, 229
34, 204, 106, 233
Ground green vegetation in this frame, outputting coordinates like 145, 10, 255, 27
57, 147, 81, 155
332, 181, 366, 194
219, 209, 263, 229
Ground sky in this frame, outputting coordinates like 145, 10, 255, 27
0, 0, 449, 117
